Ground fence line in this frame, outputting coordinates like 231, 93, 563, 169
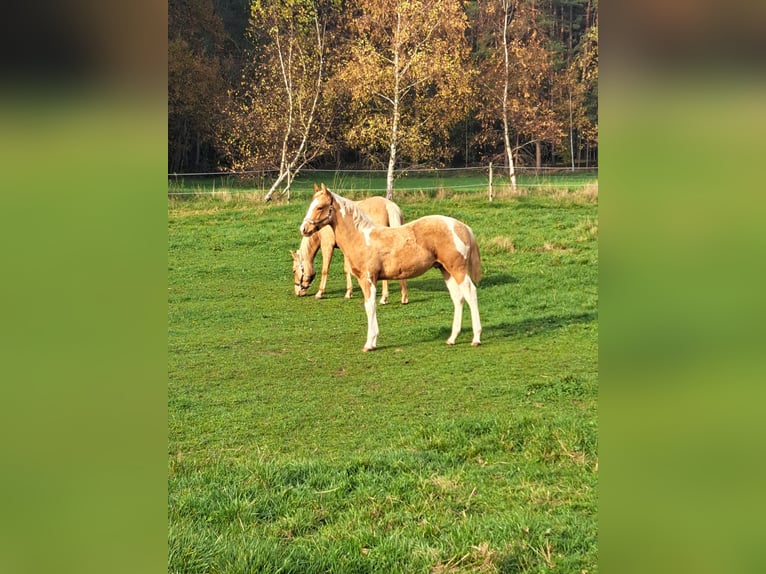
168, 182, 595, 196
167, 164, 597, 197
168, 165, 597, 178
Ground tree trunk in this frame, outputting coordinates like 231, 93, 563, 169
568, 88, 575, 171
535, 141, 542, 172
386, 11, 403, 200
264, 14, 326, 202
501, 0, 517, 192
386, 97, 398, 200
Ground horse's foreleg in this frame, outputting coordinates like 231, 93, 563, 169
360, 273, 379, 351
444, 274, 465, 345
379, 280, 389, 305
343, 256, 353, 299
316, 246, 333, 299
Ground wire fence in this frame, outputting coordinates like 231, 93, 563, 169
167, 165, 598, 197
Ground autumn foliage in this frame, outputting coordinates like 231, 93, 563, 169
169, 0, 598, 176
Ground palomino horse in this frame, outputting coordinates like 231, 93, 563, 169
291, 194, 409, 304
300, 183, 482, 351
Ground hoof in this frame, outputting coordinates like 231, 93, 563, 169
471, 341, 481, 347
344, 292, 353, 299
401, 299, 409, 305
314, 293, 323, 299
446, 340, 456, 346
362, 346, 376, 352
379, 298, 388, 305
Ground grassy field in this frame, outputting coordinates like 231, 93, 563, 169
168, 181, 598, 573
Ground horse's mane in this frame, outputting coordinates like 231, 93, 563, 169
331, 192, 375, 231
299, 232, 320, 260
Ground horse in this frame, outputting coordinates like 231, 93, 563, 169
300, 183, 482, 351
291, 195, 409, 304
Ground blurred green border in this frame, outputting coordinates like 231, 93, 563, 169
600, 68, 766, 573
0, 93, 167, 574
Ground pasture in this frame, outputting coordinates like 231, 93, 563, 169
168, 182, 598, 573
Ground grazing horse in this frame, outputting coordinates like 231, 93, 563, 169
291, 195, 408, 304
300, 183, 482, 351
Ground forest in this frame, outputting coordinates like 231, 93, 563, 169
169, 0, 597, 187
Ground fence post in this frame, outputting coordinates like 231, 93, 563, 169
488, 162, 494, 202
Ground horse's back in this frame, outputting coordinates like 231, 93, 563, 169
357, 196, 404, 228
404, 215, 481, 281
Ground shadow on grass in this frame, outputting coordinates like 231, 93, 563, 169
428, 311, 597, 343
405, 273, 518, 292
307, 273, 517, 300
488, 311, 597, 339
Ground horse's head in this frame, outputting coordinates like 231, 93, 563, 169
300, 183, 334, 237
290, 250, 315, 296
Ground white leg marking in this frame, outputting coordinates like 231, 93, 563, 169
364, 282, 378, 351
444, 275, 464, 345
460, 276, 481, 346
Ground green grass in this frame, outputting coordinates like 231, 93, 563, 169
168, 184, 598, 573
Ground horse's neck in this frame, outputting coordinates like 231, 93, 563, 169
331, 198, 371, 255
300, 233, 321, 262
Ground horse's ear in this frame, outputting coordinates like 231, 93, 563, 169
289, 250, 297, 260
313, 183, 320, 193
320, 182, 328, 194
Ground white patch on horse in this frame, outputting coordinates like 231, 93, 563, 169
439, 216, 469, 259
301, 198, 320, 234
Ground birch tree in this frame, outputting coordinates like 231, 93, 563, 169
220, 0, 332, 200
499, 0, 518, 189
340, 0, 474, 199
475, 0, 562, 186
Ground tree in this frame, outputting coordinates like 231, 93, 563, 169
168, 0, 598, 175
538, 0, 597, 167
168, 0, 230, 173
340, 0, 474, 198
570, 14, 597, 166
474, 0, 563, 185
220, 0, 334, 200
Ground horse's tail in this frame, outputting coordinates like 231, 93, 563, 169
385, 200, 405, 227
467, 227, 482, 284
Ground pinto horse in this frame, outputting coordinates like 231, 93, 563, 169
300, 183, 482, 351
291, 195, 409, 304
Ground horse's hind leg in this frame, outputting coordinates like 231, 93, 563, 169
443, 273, 465, 345
460, 276, 481, 346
